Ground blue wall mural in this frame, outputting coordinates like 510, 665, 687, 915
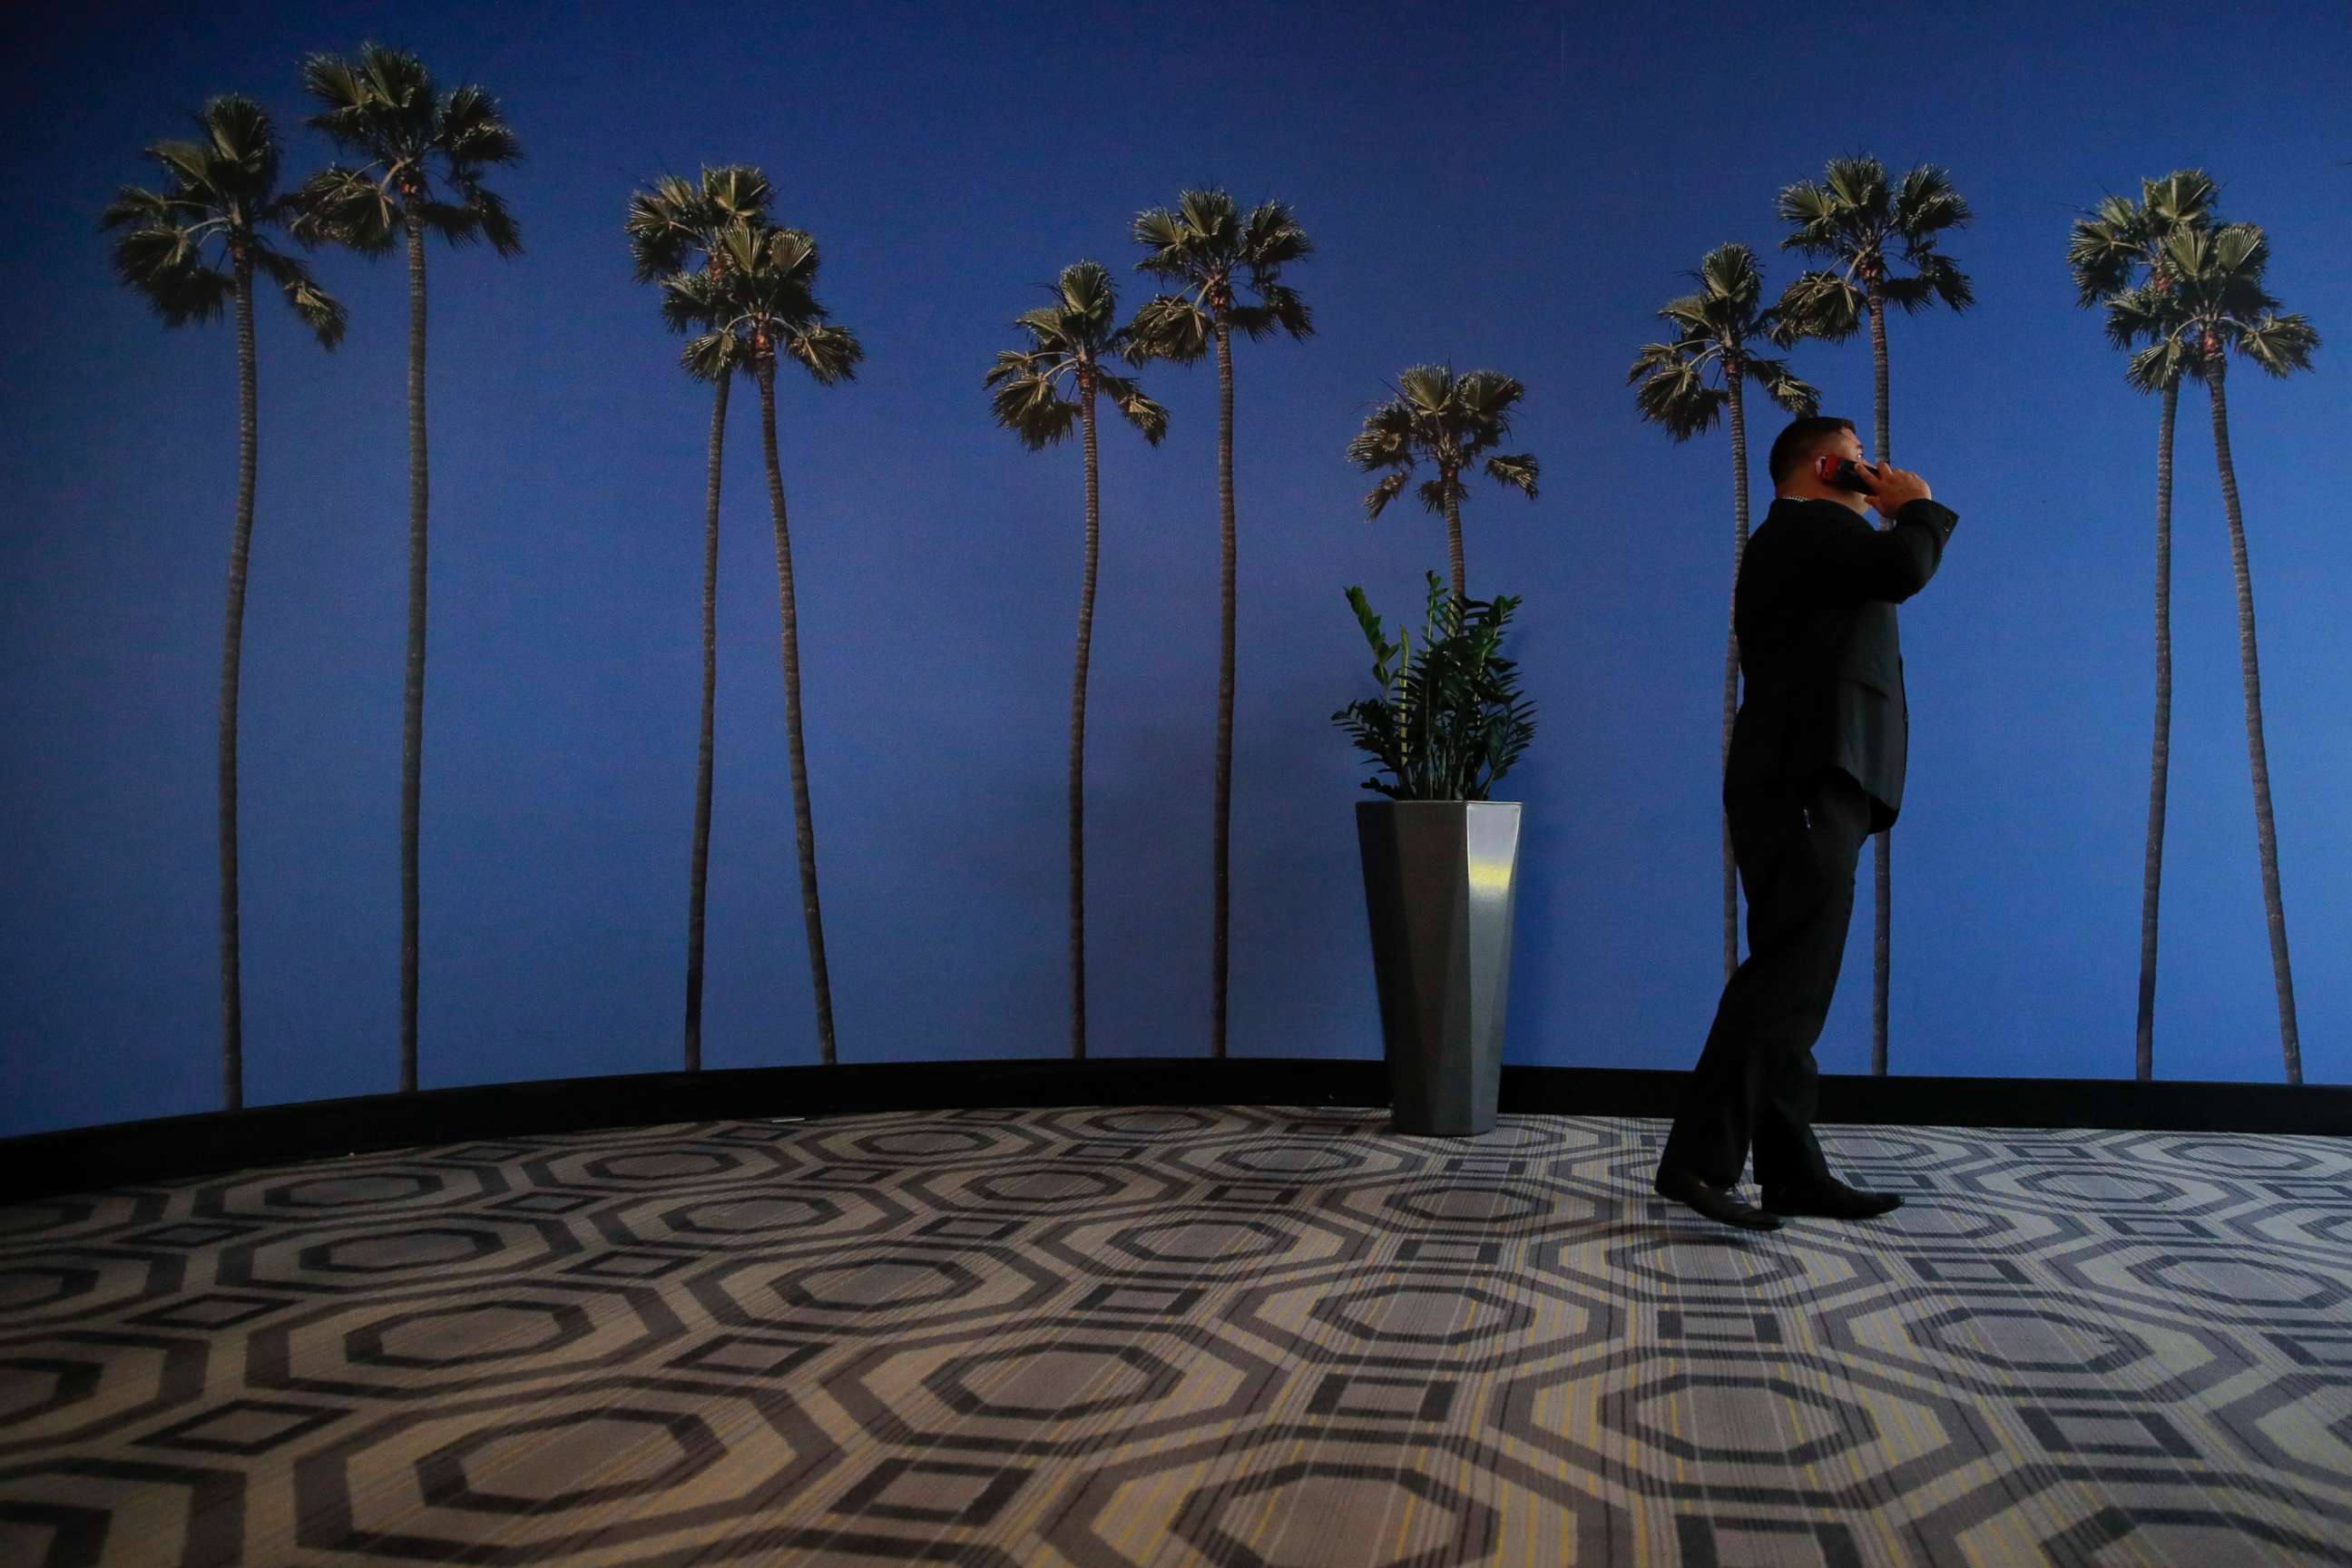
4, 0, 2347, 1138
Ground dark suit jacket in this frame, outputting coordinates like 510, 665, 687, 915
1722, 495, 1959, 833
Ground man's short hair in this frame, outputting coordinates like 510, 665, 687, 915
1768, 415, 1857, 486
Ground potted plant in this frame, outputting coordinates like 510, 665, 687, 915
1333, 573, 1535, 1136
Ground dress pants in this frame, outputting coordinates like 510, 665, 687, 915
1659, 766, 1875, 1191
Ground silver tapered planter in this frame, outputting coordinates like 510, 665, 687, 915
1355, 800, 1524, 1136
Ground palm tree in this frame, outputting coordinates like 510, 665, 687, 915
102, 95, 345, 1112
1630, 243, 1819, 980
1126, 188, 1313, 1059
664, 220, 862, 1065
1771, 156, 1973, 1075
1347, 364, 1540, 609
626, 164, 775, 1072
2067, 171, 2219, 1081
2107, 222, 2318, 1083
294, 43, 522, 1093
986, 261, 1170, 1060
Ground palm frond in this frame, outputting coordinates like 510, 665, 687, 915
1095, 371, 1169, 445
624, 165, 771, 284
2143, 169, 2218, 228
416, 197, 485, 246
786, 322, 863, 386
701, 164, 771, 222
661, 268, 724, 334
1877, 274, 1931, 312
2123, 338, 2190, 394
1625, 340, 1686, 385
2067, 205, 2144, 307
1484, 454, 1538, 499
195, 94, 280, 195
298, 51, 377, 142
108, 224, 232, 325
437, 83, 523, 170
1124, 292, 1212, 364
250, 244, 347, 347
1131, 203, 1207, 279
291, 164, 399, 253
450, 177, 521, 255
99, 184, 181, 231
988, 365, 1080, 449
1253, 280, 1314, 339
2102, 282, 2173, 351
1056, 258, 1118, 327
1362, 470, 1409, 520
1631, 344, 1723, 439
1915, 250, 1973, 310
1348, 401, 1416, 471
1696, 241, 1763, 311
1241, 198, 1313, 275
1455, 368, 1524, 424
1892, 163, 1970, 238
1744, 356, 1819, 416
1771, 270, 1865, 344
1774, 179, 1844, 256
681, 330, 741, 383
2237, 311, 2320, 377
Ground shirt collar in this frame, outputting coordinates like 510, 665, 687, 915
1769, 495, 1867, 519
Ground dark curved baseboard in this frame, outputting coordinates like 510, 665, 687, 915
3, 1058, 2343, 1201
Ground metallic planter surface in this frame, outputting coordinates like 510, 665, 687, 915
1354, 800, 1524, 1136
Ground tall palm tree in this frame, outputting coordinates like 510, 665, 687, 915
294, 43, 522, 1093
626, 164, 775, 1072
986, 261, 1170, 1060
665, 220, 862, 1065
1346, 364, 1540, 609
1630, 243, 1819, 980
1126, 188, 1313, 1059
2067, 171, 2219, 1081
1771, 156, 1973, 1075
2107, 222, 2318, 1083
102, 95, 346, 1112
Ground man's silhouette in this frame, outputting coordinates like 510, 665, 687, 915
1653, 415, 1959, 1231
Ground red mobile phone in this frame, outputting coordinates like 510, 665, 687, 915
1815, 454, 1876, 493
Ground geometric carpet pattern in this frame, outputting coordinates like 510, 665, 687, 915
3, 1105, 2348, 1566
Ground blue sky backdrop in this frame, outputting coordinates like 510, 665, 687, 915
4, 0, 2347, 1135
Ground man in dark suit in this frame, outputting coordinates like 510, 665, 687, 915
1653, 415, 1959, 1231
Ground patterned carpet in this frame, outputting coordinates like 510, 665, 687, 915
2, 1104, 2348, 1566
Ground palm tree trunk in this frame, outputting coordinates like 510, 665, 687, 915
684, 370, 730, 1071
756, 363, 838, 1065
1721, 369, 1751, 981
2134, 379, 2178, 1081
1210, 319, 1236, 1059
1070, 383, 1102, 1061
2208, 364, 2302, 1083
1443, 480, 1466, 607
1867, 289, 1892, 1077
400, 211, 428, 1094
217, 253, 258, 1112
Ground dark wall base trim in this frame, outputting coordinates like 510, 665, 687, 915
4, 1059, 2344, 1200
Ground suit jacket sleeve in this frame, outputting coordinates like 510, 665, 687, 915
1808, 499, 1958, 604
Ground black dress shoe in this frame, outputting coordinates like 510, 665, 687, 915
1653, 1166, 1783, 1231
1761, 1179, 1904, 1220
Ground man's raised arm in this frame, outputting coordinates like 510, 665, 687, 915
1812, 465, 1957, 603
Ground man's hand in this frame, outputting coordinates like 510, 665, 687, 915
1859, 462, 1932, 520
